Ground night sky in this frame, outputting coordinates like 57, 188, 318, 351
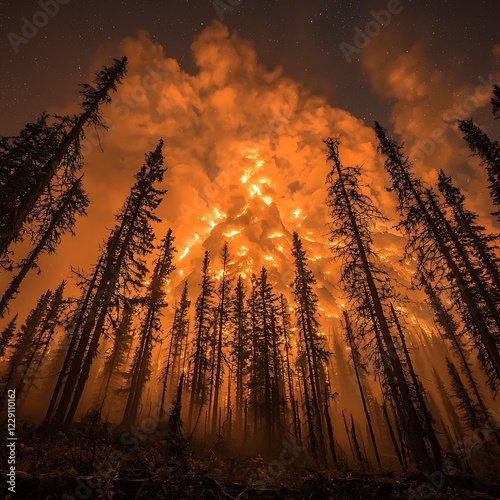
1, 0, 498, 133
0, 0, 499, 319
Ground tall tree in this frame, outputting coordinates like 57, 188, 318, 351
245, 267, 285, 450
421, 273, 489, 412
98, 301, 135, 408
188, 251, 215, 431
121, 228, 176, 427
42, 255, 104, 426
375, 122, 500, 389
160, 281, 191, 420
211, 242, 233, 435
458, 119, 500, 221
229, 276, 250, 437
437, 169, 500, 291
50, 140, 166, 430
344, 311, 381, 469
291, 232, 330, 465
446, 358, 484, 432
16, 282, 66, 400
0, 57, 127, 262
0, 177, 88, 318
325, 136, 435, 470
1, 290, 52, 398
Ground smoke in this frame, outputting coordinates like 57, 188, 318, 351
4, 20, 498, 333
30, 21, 399, 318
360, 25, 500, 222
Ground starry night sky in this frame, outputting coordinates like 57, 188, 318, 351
0, 0, 498, 134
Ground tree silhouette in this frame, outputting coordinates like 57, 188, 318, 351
0, 57, 127, 263
458, 119, 500, 221
49, 139, 166, 430
121, 228, 176, 428
376, 122, 500, 390
325, 135, 436, 470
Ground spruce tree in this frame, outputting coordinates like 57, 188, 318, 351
458, 119, 500, 221
211, 242, 233, 434
121, 228, 176, 427
0, 178, 88, 318
375, 122, 500, 388
291, 231, 330, 465
1, 290, 52, 398
160, 281, 191, 420
325, 136, 436, 470
0, 57, 127, 262
50, 140, 166, 430
437, 169, 500, 291
229, 275, 250, 437
188, 251, 215, 431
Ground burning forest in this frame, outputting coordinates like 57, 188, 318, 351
1, 16, 500, 500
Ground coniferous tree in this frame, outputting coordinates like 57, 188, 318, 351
17, 281, 66, 401
229, 276, 250, 436
432, 367, 464, 440
291, 231, 330, 465
211, 242, 233, 434
0, 315, 17, 358
121, 228, 176, 427
492, 84, 500, 119
446, 358, 484, 431
325, 136, 436, 470
160, 281, 191, 420
42, 255, 104, 426
188, 251, 215, 431
98, 301, 135, 408
50, 140, 166, 430
0, 57, 127, 262
1, 290, 52, 398
375, 122, 500, 389
421, 272, 489, 413
344, 311, 381, 469
437, 169, 500, 291
0, 178, 88, 318
248, 267, 284, 450
279, 294, 300, 443
458, 119, 500, 221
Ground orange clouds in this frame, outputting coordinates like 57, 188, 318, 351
6, 19, 495, 332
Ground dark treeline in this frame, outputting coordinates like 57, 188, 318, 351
1, 61, 500, 478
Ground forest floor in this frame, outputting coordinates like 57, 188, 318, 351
2, 416, 500, 499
